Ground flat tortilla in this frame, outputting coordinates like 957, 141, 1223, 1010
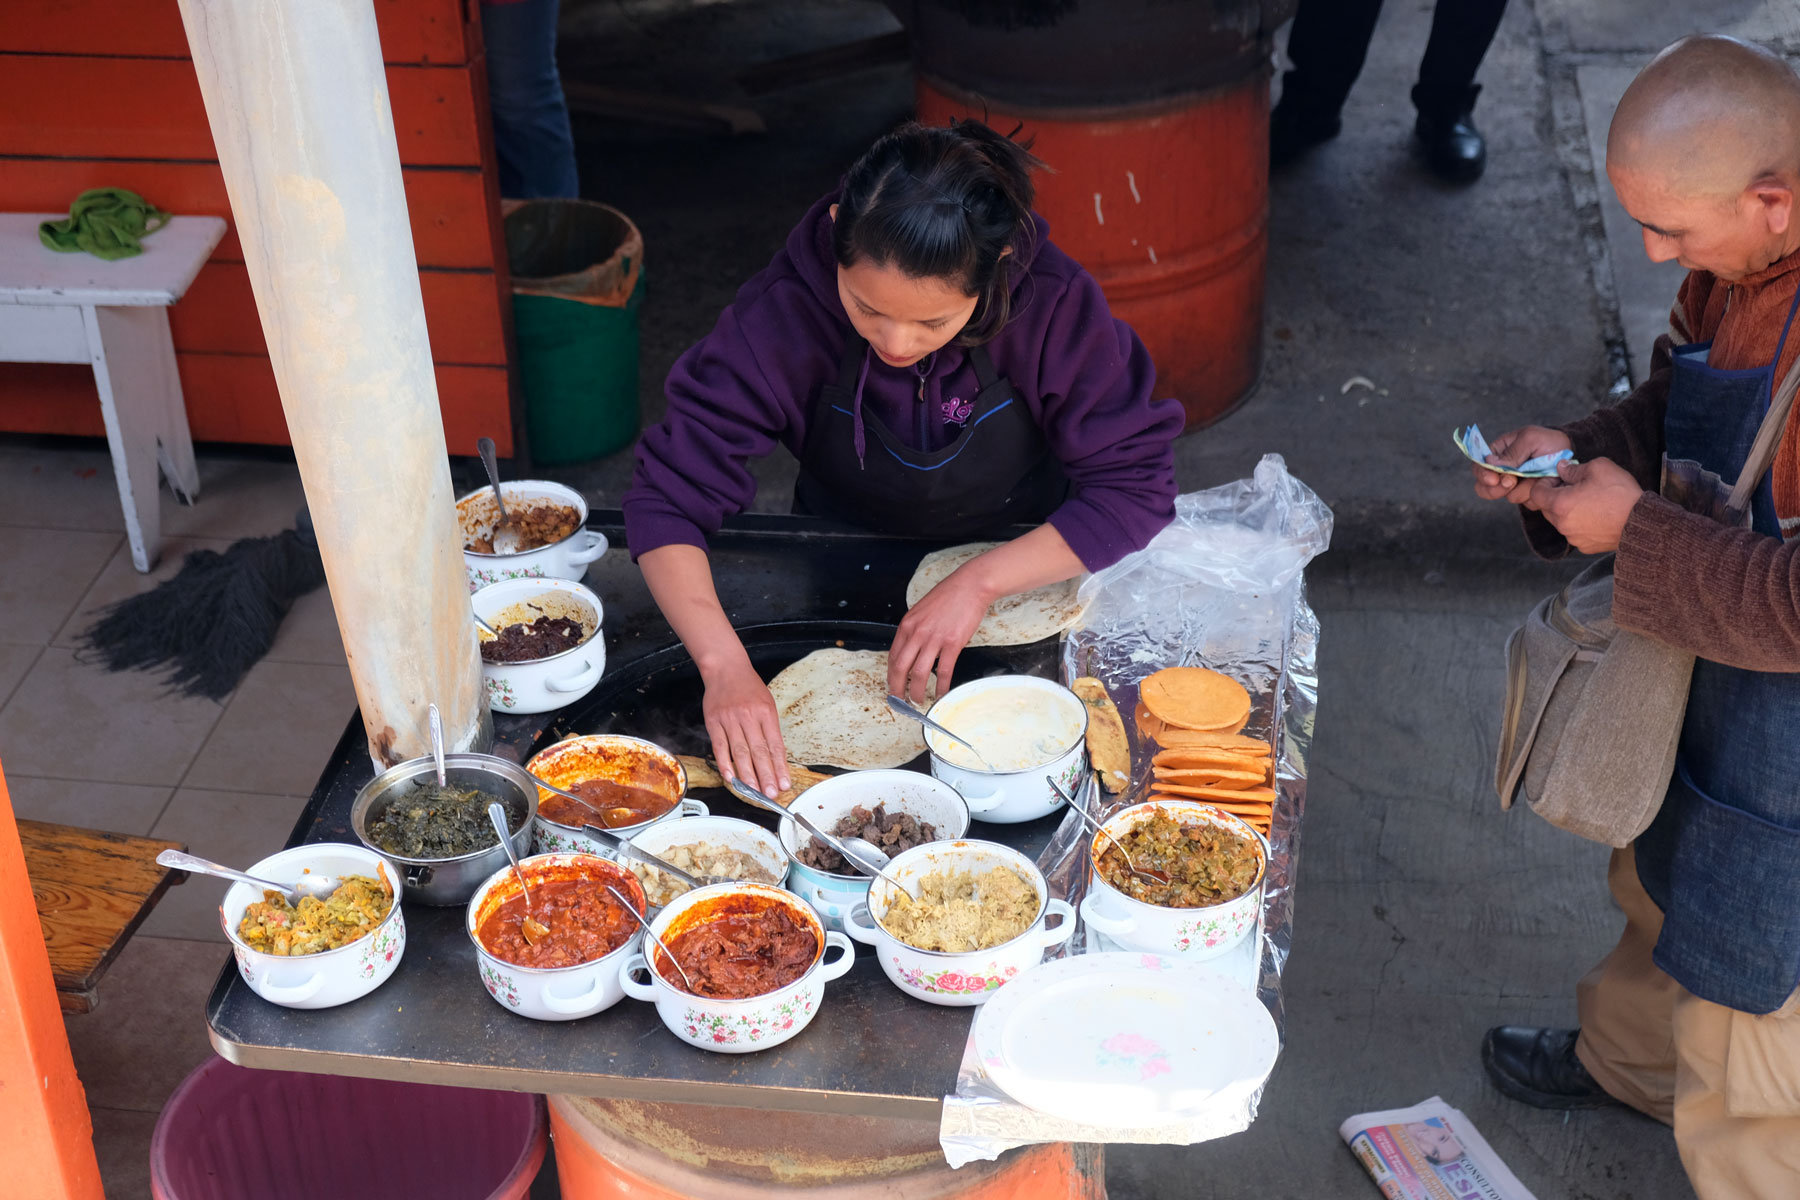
905, 542, 1086, 647
767, 648, 929, 770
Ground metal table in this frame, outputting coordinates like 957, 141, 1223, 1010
206, 512, 1065, 1120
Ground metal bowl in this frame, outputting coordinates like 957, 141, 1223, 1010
351, 753, 538, 906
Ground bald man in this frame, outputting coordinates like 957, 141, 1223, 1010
1472, 36, 1800, 1199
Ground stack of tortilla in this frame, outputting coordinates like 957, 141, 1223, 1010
905, 542, 1086, 646
1134, 667, 1273, 835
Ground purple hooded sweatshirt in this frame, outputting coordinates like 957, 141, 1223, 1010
622, 192, 1183, 571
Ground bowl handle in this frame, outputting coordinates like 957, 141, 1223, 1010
546, 657, 605, 694
619, 952, 659, 1002
1079, 894, 1137, 940
1038, 899, 1077, 949
843, 901, 880, 946
541, 974, 604, 1016
567, 531, 610, 566
956, 777, 1005, 815
258, 971, 324, 1005
816, 932, 856, 983
677, 798, 710, 818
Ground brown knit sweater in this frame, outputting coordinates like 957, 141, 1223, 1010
1525, 245, 1800, 671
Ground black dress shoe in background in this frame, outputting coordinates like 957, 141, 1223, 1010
1270, 97, 1343, 169
1413, 85, 1487, 183
1482, 1026, 1622, 1110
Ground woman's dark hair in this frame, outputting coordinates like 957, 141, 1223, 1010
832, 118, 1045, 345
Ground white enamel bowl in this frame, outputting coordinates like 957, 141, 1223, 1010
845, 839, 1073, 1006
923, 675, 1088, 824
618, 882, 854, 1053
525, 735, 705, 856
458, 479, 607, 592
624, 815, 788, 908
776, 770, 969, 933
465, 852, 646, 1022
221, 843, 406, 1010
474, 577, 606, 715
1078, 800, 1268, 960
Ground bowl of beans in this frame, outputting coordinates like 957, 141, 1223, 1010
776, 769, 968, 933
524, 734, 706, 857
457, 479, 608, 592
618, 881, 854, 1053
466, 852, 647, 1021
473, 578, 606, 715
1078, 799, 1268, 961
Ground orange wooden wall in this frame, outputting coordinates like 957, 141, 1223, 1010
0, 0, 518, 456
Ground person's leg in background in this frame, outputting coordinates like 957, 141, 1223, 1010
1270, 0, 1385, 167
1410, 0, 1510, 183
480, 0, 580, 199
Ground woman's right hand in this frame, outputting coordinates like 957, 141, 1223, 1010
701, 657, 791, 798
1473, 426, 1573, 504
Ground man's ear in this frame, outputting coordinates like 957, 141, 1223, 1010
1752, 178, 1794, 236
829, 203, 839, 223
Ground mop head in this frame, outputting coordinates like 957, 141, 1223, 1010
78, 512, 327, 700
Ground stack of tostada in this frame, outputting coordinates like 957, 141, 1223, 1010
1132, 666, 1273, 835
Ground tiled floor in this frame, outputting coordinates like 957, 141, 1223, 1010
0, 438, 354, 1199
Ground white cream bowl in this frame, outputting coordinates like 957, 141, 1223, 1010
474, 577, 606, 715
618, 882, 854, 1053
924, 675, 1089, 824
220, 843, 406, 1010
458, 479, 608, 592
464, 852, 645, 1022
777, 769, 970, 933
845, 839, 1073, 1006
1078, 799, 1268, 961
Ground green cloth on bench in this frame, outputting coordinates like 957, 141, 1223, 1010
39, 188, 172, 261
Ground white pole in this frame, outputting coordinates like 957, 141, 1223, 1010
175, 0, 489, 766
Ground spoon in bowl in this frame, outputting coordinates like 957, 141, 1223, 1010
579, 824, 715, 893
156, 850, 340, 906
728, 779, 914, 899
1047, 775, 1170, 886
476, 436, 526, 554
884, 694, 994, 771
428, 702, 448, 787
605, 884, 697, 993
488, 801, 549, 945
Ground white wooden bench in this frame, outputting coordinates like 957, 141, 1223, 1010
0, 213, 228, 572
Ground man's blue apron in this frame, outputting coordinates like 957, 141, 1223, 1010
1635, 283, 1800, 1015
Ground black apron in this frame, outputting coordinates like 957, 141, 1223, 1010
791, 334, 1069, 538
1634, 283, 1800, 1014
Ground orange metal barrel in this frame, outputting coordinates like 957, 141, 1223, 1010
546, 1095, 1106, 1198
908, 0, 1292, 430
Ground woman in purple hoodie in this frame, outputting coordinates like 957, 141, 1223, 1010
623, 120, 1183, 794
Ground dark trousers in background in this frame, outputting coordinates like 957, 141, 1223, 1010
1282, 0, 1510, 118
481, 0, 580, 199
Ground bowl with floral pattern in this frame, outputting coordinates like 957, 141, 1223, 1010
617, 881, 854, 1054
458, 479, 607, 592
220, 842, 406, 1010
1078, 800, 1267, 961
844, 839, 1073, 1007
474, 577, 606, 715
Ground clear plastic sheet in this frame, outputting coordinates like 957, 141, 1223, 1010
939, 455, 1331, 1165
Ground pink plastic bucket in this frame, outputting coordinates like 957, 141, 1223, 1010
150, 1057, 546, 1200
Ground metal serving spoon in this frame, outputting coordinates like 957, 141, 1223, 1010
884, 694, 994, 771
1047, 775, 1170, 886
476, 436, 525, 554
579, 824, 713, 894
728, 779, 915, 899
489, 801, 549, 945
428, 702, 448, 787
606, 884, 696, 993
156, 850, 340, 906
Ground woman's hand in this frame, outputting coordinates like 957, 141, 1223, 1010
888, 568, 993, 706
1522, 458, 1644, 554
1472, 426, 1573, 504
700, 656, 791, 797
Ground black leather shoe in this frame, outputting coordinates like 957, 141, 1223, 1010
1414, 106, 1487, 183
1482, 1027, 1621, 1110
1270, 99, 1342, 170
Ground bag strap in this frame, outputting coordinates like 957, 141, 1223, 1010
1725, 354, 1800, 523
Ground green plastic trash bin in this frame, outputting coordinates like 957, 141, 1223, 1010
505, 199, 644, 465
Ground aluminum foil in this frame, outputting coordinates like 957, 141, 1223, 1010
939, 455, 1330, 1165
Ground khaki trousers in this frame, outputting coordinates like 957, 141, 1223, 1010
1575, 847, 1800, 1199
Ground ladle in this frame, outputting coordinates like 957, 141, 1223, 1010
488, 801, 548, 945
607, 884, 696, 993
579, 824, 713, 893
476, 436, 525, 554
156, 850, 340, 906
729, 779, 915, 899
1047, 775, 1170, 886
884, 694, 994, 771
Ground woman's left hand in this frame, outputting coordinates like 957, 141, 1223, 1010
888, 570, 993, 706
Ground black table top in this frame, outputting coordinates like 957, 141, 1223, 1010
205, 512, 1065, 1117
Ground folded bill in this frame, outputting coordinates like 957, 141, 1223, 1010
1454, 424, 1574, 478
